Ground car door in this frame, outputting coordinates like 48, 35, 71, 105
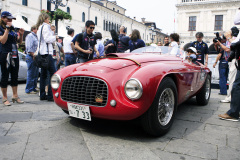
193, 63, 206, 92
18, 52, 28, 81
182, 60, 200, 95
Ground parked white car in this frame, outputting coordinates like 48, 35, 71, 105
208, 54, 221, 85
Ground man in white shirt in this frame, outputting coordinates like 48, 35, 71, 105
63, 28, 76, 66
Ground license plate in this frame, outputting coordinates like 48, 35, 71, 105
67, 103, 91, 121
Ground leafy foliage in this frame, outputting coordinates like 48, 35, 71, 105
53, 9, 72, 21
41, 9, 72, 22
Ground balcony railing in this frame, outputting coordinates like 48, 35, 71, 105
180, 0, 231, 3
181, 0, 204, 2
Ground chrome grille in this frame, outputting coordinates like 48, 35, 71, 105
61, 76, 108, 107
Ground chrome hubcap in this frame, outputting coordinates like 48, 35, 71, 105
158, 88, 174, 126
205, 78, 210, 100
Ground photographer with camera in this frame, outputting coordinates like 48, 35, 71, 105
220, 27, 239, 103
75, 20, 99, 63
190, 32, 209, 66
213, 31, 230, 95
218, 8, 240, 121
0, 11, 24, 106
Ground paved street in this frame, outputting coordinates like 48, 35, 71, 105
0, 83, 240, 160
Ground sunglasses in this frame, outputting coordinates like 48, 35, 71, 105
90, 27, 95, 29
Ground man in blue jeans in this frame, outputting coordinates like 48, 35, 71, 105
63, 28, 76, 66
213, 36, 230, 95
25, 25, 39, 94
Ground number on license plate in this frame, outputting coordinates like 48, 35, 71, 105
67, 103, 91, 121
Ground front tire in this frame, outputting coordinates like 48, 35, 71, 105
196, 74, 211, 106
62, 109, 69, 115
141, 77, 177, 136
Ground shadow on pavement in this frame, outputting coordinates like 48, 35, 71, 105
65, 96, 217, 142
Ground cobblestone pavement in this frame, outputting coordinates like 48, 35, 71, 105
0, 84, 239, 160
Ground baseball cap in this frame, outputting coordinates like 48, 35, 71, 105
1, 11, 16, 20
187, 47, 197, 54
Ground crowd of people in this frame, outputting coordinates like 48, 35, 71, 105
0, 9, 239, 121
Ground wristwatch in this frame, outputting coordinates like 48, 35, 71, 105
6, 25, 11, 30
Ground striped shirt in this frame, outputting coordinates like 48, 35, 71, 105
25, 32, 38, 54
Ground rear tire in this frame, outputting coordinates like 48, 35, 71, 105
196, 74, 211, 106
141, 77, 177, 136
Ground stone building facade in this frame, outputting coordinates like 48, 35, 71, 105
176, 0, 240, 49
0, 0, 167, 43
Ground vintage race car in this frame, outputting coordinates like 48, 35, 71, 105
51, 46, 211, 136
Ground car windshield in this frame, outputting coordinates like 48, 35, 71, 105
131, 46, 185, 58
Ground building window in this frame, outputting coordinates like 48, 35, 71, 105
189, 16, 196, 31
67, 7, 70, 14
106, 21, 108, 31
82, 12, 85, 22
95, 17, 98, 26
47, 1, 51, 11
22, 16, 28, 23
103, 20, 105, 30
113, 8, 115, 11
22, 0, 27, 6
109, 22, 111, 30
117, 10, 119, 13
215, 15, 223, 31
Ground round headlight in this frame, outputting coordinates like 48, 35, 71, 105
51, 74, 61, 90
124, 79, 143, 100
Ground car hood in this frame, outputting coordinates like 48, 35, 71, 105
75, 53, 181, 71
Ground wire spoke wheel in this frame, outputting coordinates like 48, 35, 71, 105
205, 77, 211, 100
158, 88, 175, 126
141, 77, 177, 136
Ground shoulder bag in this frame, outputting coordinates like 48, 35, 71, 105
34, 25, 50, 69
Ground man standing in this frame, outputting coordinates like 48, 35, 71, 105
190, 32, 209, 66
63, 28, 76, 66
218, 8, 240, 121
117, 26, 130, 53
213, 32, 230, 95
75, 20, 99, 63
163, 36, 170, 46
25, 25, 39, 94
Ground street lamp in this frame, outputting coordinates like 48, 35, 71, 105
48, 0, 69, 34
151, 23, 155, 43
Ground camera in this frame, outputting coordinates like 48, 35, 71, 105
213, 32, 222, 43
9, 25, 19, 32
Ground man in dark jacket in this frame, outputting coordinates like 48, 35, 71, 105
117, 26, 130, 53
75, 20, 99, 63
190, 32, 209, 66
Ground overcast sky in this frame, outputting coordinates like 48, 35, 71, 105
116, 0, 178, 34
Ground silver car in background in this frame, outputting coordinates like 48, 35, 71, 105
0, 52, 30, 81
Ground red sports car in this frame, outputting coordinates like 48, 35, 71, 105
51, 46, 211, 136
